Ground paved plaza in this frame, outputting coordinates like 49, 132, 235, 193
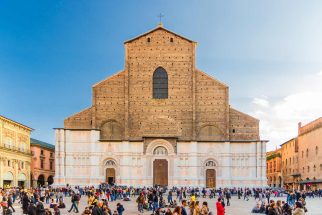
11, 195, 322, 215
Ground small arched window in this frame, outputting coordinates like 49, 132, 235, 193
306, 149, 309, 157
105, 160, 116, 166
153, 146, 168, 155
316, 146, 318, 155
206, 160, 216, 167
153, 67, 168, 99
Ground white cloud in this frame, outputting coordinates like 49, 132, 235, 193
251, 72, 322, 151
318, 70, 322, 76
252, 97, 269, 108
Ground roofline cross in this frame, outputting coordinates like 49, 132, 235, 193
158, 13, 164, 25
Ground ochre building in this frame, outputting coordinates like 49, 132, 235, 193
266, 148, 282, 187
297, 118, 322, 190
30, 138, 55, 187
55, 24, 267, 187
269, 117, 322, 190
0, 115, 32, 188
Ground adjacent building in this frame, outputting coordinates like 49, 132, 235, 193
266, 148, 282, 187
55, 24, 267, 187
267, 117, 322, 190
0, 115, 32, 188
30, 138, 55, 187
280, 138, 299, 190
297, 118, 322, 190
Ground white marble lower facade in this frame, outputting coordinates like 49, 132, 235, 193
54, 129, 267, 188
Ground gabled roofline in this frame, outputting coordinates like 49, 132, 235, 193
229, 107, 259, 122
196, 69, 229, 88
124, 24, 197, 44
0, 115, 33, 131
92, 70, 125, 87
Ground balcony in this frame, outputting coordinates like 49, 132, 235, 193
0, 144, 31, 155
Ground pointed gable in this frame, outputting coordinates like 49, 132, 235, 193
124, 24, 196, 44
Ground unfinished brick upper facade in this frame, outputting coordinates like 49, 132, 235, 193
64, 25, 260, 142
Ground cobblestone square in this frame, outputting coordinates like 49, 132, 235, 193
11, 195, 321, 215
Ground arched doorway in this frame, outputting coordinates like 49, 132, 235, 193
18, 173, 26, 187
153, 159, 168, 186
37, 175, 45, 187
152, 146, 168, 186
106, 168, 116, 185
104, 159, 117, 185
48, 175, 54, 186
205, 160, 216, 188
3, 172, 14, 188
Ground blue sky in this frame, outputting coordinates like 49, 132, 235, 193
1, 1, 322, 150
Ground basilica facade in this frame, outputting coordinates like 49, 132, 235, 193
54, 24, 267, 187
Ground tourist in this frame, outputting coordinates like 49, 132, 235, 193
201, 201, 209, 215
173, 206, 182, 215
165, 208, 173, 215
136, 192, 145, 213
82, 206, 91, 215
225, 191, 231, 206
36, 197, 46, 215
53, 205, 61, 215
91, 201, 103, 215
216, 198, 225, 215
181, 200, 188, 215
68, 192, 79, 213
7, 194, 15, 212
292, 202, 305, 215
116, 202, 125, 215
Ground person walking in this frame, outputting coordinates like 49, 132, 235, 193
68, 192, 79, 213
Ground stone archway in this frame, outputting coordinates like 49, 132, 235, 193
204, 159, 217, 188
103, 159, 117, 185
106, 168, 116, 185
48, 175, 54, 186
37, 174, 45, 187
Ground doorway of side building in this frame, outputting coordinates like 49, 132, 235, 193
37, 175, 45, 187
106, 168, 115, 185
206, 169, 216, 188
48, 175, 54, 186
153, 159, 168, 186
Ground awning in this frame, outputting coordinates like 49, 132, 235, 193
3, 172, 14, 180
299, 179, 322, 184
18, 173, 26, 181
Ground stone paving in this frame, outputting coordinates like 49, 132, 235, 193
11, 195, 321, 215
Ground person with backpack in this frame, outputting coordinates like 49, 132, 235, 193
117, 202, 125, 215
68, 192, 79, 213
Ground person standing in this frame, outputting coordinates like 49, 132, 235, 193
216, 198, 225, 215
181, 200, 188, 215
225, 191, 231, 206
117, 202, 125, 215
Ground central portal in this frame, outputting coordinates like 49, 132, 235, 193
206, 169, 216, 188
106, 168, 115, 185
153, 159, 168, 186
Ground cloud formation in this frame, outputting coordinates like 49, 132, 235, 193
251, 72, 322, 151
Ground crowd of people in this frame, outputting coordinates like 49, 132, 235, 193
0, 185, 319, 215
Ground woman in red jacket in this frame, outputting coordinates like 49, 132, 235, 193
216, 198, 225, 215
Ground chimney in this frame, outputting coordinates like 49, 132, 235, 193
298, 122, 302, 134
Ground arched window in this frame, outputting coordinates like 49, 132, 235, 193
206, 160, 216, 167
306, 149, 309, 158
316, 146, 318, 155
105, 160, 116, 166
153, 67, 168, 99
153, 146, 168, 155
